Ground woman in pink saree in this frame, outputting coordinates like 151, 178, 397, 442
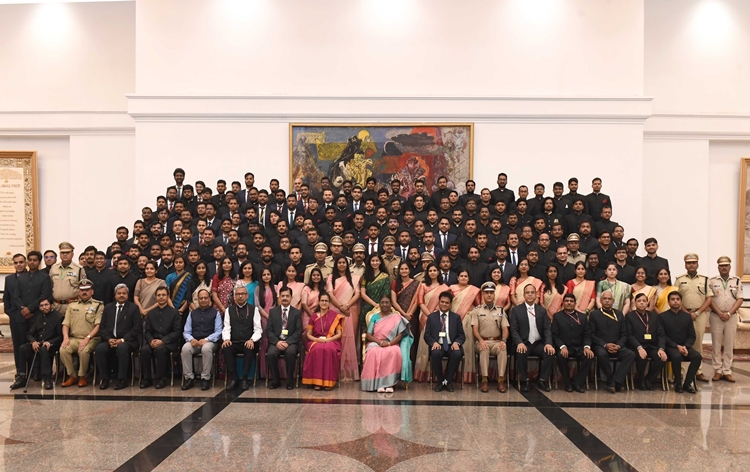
541, 265, 568, 320
450, 269, 480, 384
361, 295, 413, 393
256, 268, 277, 379
326, 256, 361, 381
276, 264, 305, 311
302, 293, 344, 391
413, 264, 449, 382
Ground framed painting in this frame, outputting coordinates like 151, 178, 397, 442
0, 151, 39, 273
738, 157, 750, 281
290, 123, 473, 197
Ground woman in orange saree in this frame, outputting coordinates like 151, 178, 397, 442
450, 269, 480, 384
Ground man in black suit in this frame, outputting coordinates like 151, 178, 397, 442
589, 290, 635, 393
510, 284, 555, 392
424, 291, 465, 392
5, 254, 29, 383
95, 284, 142, 390
437, 255, 458, 286
551, 293, 594, 393
626, 293, 667, 391
265, 286, 302, 390
140, 287, 181, 389
659, 291, 702, 394
435, 218, 457, 252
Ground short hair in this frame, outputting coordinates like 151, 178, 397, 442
668, 291, 682, 300
563, 293, 576, 302
438, 290, 454, 303
173, 168, 185, 176
568, 177, 578, 184
27, 250, 43, 260
644, 237, 658, 246
155, 286, 169, 296
114, 283, 130, 294
634, 293, 648, 301
278, 286, 293, 296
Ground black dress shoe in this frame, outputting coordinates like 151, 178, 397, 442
155, 378, 168, 389
565, 384, 574, 392
615, 384, 626, 393
240, 380, 250, 391
139, 378, 153, 389
574, 385, 586, 394
286, 384, 294, 390
113, 380, 128, 390
520, 381, 529, 392
674, 384, 683, 393
445, 383, 454, 392
605, 383, 616, 394
181, 378, 194, 390
9, 376, 26, 390
538, 380, 551, 392
268, 383, 280, 390
644, 379, 654, 391
434, 383, 444, 392
32, 372, 41, 382
43, 379, 54, 390
683, 384, 696, 394
226, 380, 237, 391
201, 379, 211, 391
99, 379, 110, 390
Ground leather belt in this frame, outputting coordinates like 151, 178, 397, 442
55, 298, 76, 304
484, 337, 502, 341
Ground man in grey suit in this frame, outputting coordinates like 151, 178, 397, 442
510, 284, 555, 392
265, 286, 302, 390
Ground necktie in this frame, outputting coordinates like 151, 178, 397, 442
441, 313, 450, 350
371, 242, 376, 253
168, 202, 173, 212
289, 211, 294, 225
259, 207, 265, 226
528, 305, 539, 344
511, 251, 517, 265
354, 202, 359, 212
442, 233, 447, 248
223, 235, 228, 244
177, 187, 182, 199
114, 304, 122, 338
499, 262, 504, 274
282, 308, 288, 338
402, 247, 407, 259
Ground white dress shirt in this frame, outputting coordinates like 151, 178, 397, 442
525, 303, 541, 344
222, 303, 263, 342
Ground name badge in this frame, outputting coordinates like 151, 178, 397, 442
644, 334, 652, 340
439, 331, 446, 338
281, 329, 289, 336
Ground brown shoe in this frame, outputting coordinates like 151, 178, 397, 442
61, 376, 78, 388
77, 377, 88, 388
497, 378, 507, 393
723, 374, 736, 383
480, 381, 489, 393
712, 373, 723, 382
695, 373, 709, 383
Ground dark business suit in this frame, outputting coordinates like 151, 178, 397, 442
95, 301, 142, 381
18, 309, 63, 381
4, 271, 26, 374
265, 304, 302, 387
438, 270, 458, 286
551, 310, 593, 388
435, 232, 457, 252
626, 310, 665, 387
424, 310, 465, 385
659, 309, 702, 389
510, 304, 554, 382
589, 308, 635, 386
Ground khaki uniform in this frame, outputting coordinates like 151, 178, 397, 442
49, 262, 86, 314
708, 276, 743, 375
350, 262, 366, 279
61, 298, 103, 377
676, 273, 711, 374
304, 262, 332, 284
381, 255, 402, 280
567, 252, 587, 265
469, 305, 509, 378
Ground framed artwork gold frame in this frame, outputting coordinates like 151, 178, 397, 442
289, 123, 474, 197
0, 151, 40, 274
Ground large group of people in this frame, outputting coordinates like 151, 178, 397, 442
2, 168, 744, 395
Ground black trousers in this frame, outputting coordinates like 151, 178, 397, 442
665, 346, 702, 387
224, 342, 258, 380
266, 343, 298, 386
18, 343, 57, 378
516, 342, 553, 382
140, 344, 174, 379
95, 342, 135, 380
429, 347, 463, 384
634, 345, 665, 383
555, 348, 593, 388
10, 317, 32, 374
593, 346, 635, 385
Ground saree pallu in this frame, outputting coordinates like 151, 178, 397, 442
542, 286, 568, 320
359, 272, 391, 337
655, 285, 678, 313
166, 271, 191, 311
493, 285, 510, 309
568, 279, 595, 313
257, 287, 276, 378
632, 285, 656, 306
302, 310, 344, 388
301, 286, 320, 331
597, 280, 631, 311
396, 279, 420, 363
510, 277, 542, 305
450, 284, 481, 384
360, 313, 414, 391
413, 283, 449, 382
276, 281, 305, 310
328, 275, 361, 380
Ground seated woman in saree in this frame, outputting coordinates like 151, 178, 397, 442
361, 295, 414, 393
302, 292, 344, 391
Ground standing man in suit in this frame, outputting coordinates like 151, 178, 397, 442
266, 286, 302, 390
551, 293, 594, 393
589, 290, 635, 393
437, 255, 458, 286
237, 172, 255, 205
626, 293, 667, 390
424, 291, 465, 392
94, 284, 142, 390
659, 291, 702, 393
510, 284, 554, 392
435, 218, 457, 252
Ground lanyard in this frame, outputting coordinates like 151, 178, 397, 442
440, 313, 447, 331
636, 311, 649, 333
565, 311, 580, 325
601, 309, 618, 322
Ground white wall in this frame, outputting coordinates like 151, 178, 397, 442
0, 1, 135, 111
136, 0, 644, 96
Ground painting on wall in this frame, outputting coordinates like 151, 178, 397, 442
738, 158, 750, 281
290, 124, 473, 197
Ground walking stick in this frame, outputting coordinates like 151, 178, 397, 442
23, 348, 39, 393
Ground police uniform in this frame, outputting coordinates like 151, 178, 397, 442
304, 242, 333, 284
381, 236, 401, 280
49, 242, 86, 315
325, 236, 353, 267
469, 282, 509, 391
60, 279, 103, 385
349, 243, 367, 279
675, 253, 711, 378
708, 256, 743, 379
566, 233, 587, 265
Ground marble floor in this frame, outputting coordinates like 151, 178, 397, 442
0, 351, 748, 472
